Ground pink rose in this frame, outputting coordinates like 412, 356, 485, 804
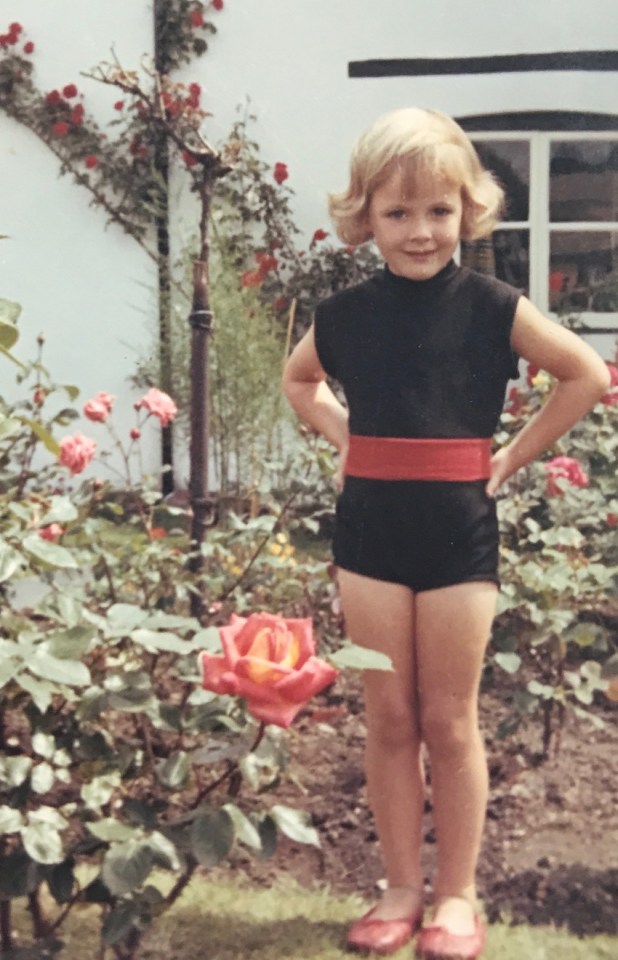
135, 387, 177, 427
58, 433, 97, 475
83, 391, 115, 422
38, 523, 65, 543
544, 456, 589, 497
198, 613, 339, 728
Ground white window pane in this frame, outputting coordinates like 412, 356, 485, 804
473, 141, 529, 221
550, 141, 618, 222
550, 230, 618, 311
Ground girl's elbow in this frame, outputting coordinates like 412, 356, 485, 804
592, 362, 612, 399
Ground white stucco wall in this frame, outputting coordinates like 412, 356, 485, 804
1, 0, 616, 479
0, 0, 158, 478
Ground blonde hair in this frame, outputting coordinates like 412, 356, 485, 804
329, 108, 504, 245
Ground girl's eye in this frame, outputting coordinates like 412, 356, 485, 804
433, 206, 453, 217
387, 209, 406, 220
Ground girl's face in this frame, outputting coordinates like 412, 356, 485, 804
366, 167, 463, 281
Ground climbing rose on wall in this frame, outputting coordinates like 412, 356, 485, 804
273, 162, 289, 185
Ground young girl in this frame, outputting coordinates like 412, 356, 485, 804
282, 108, 610, 959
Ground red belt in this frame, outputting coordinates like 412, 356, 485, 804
344, 435, 492, 481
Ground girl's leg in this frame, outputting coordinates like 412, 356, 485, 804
337, 569, 424, 921
415, 580, 497, 934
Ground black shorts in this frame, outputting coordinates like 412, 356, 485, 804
333, 476, 500, 593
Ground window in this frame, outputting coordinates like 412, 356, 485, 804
462, 119, 618, 332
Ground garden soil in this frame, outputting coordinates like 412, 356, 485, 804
213, 672, 617, 939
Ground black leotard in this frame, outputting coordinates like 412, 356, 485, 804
313, 259, 521, 592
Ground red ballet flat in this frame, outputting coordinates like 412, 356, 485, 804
347, 905, 424, 955
415, 914, 486, 959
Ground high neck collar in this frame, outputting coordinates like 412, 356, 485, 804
382, 259, 459, 291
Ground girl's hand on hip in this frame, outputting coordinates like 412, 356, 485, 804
486, 446, 513, 498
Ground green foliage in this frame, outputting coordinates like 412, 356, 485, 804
489, 364, 618, 750
0, 307, 350, 960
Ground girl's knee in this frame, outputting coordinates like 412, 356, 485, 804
421, 705, 480, 759
367, 701, 420, 751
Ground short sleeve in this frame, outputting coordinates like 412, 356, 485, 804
504, 287, 523, 380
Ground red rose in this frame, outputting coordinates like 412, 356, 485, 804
607, 513, 618, 527
9, 23, 23, 35
190, 10, 204, 27
198, 613, 339, 728
70, 104, 84, 126
63, 83, 78, 98
135, 387, 177, 427
23, 41, 34, 54
273, 162, 289, 185
130, 427, 141, 441
114, 100, 124, 111
85, 154, 98, 169
38, 523, 65, 543
241, 270, 263, 288
52, 122, 69, 137
311, 228, 328, 244
544, 456, 589, 497
212, 0, 224, 9
505, 386, 523, 415
526, 363, 540, 387
182, 150, 199, 167
33, 387, 45, 406
255, 252, 278, 273
58, 433, 97, 475
46, 90, 62, 106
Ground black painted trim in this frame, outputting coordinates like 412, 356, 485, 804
459, 111, 618, 132
349, 51, 618, 78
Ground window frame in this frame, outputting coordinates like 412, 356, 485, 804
468, 129, 618, 331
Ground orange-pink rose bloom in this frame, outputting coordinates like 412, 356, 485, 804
83, 391, 115, 422
135, 387, 177, 427
198, 613, 339, 728
58, 433, 97, 475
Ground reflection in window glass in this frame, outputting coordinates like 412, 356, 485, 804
492, 229, 529, 292
550, 141, 618, 222
473, 141, 529, 221
549, 230, 618, 311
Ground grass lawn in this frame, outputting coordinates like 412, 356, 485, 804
10, 877, 617, 959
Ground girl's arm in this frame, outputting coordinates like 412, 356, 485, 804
486, 297, 611, 496
282, 325, 349, 453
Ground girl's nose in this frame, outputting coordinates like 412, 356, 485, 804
407, 217, 431, 240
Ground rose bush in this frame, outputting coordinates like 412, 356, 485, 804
199, 612, 339, 727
